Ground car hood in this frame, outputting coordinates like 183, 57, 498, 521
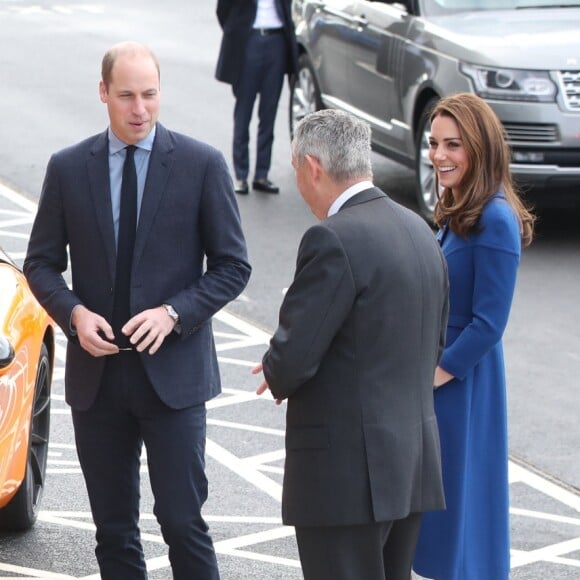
422, 8, 580, 69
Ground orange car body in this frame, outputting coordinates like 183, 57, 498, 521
0, 255, 54, 509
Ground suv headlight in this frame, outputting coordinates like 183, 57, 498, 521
460, 64, 557, 102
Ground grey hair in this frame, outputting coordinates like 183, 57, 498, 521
291, 109, 373, 182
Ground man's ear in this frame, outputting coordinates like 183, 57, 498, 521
99, 80, 108, 104
305, 154, 322, 180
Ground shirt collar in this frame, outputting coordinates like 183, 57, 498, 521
327, 180, 374, 217
107, 125, 156, 155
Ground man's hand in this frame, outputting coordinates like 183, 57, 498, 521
72, 305, 119, 357
123, 306, 175, 355
252, 363, 283, 405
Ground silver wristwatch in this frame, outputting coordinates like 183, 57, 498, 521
162, 304, 179, 325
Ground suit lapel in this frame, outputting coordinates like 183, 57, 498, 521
87, 131, 116, 284
275, 0, 289, 22
133, 123, 174, 267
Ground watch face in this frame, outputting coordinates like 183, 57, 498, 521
164, 304, 178, 321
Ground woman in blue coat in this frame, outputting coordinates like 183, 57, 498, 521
413, 93, 535, 580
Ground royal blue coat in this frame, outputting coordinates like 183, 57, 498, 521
414, 194, 521, 580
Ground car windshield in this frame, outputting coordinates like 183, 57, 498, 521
420, 0, 580, 17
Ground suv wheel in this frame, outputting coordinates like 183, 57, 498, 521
415, 97, 439, 222
289, 54, 322, 137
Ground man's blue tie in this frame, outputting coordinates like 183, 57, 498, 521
112, 145, 137, 348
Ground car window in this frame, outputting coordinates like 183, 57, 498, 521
420, 0, 580, 16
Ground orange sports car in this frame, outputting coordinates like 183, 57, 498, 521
0, 247, 54, 530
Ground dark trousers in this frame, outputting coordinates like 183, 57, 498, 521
295, 512, 422, 580
233, 29, 287, 181
71, 352, 219, 580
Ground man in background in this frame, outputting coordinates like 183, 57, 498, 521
254, 109, 449, 580
24, 41, 250, 579
215, 0, 298, 194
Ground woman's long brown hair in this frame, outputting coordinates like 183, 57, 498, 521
431, 93, 535, 248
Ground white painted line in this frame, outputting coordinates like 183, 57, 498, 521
544, 555, 580, 568
510, 507, 580, 527
0, 230, 29, 239
47, 468, 83, 474
217, 356, 260, 367
0, 208, 32, 216
207, 418, 285, 437
207, 391, 258, 409
257, 465, 285, 475
510, 536, 580, 567
205, 515, 282, 524
215, 525, 295, 550
206, 438, 282, 502
214, 330, 248, 339
215, 310, 271, 343
0, 216, 34, 227
215, 337, 269, 352
0, 562, 76, 578
244, 449, 286, 466
217, 547, 301, 568
50, 409, 72, 415
509, 462, 580, 512
0, 182, 37, 211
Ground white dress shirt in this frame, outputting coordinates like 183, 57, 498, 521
254, 0, 283, 29
327, 180, 374, 217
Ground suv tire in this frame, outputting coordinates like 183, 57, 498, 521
289, 54, 323, 138
415, 97, 440, 222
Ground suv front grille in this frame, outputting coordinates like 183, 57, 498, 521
503, 123, 559, 143
558, 70, 580, 110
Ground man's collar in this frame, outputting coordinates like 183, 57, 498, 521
107, 125, 156, 155
327, 180, 374, 217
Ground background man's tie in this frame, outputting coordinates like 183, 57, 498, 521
112, 144, 137, 348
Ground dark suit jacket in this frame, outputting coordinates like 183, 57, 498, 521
24, 123, 251, 411
262, 188, 449, 527
215, 0, 299, 87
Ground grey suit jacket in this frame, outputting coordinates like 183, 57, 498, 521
263, 188, 448, 527
24, 123, 251, 411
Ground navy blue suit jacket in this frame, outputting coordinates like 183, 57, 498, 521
24, 123, 251, 411
215, 0, 299, 87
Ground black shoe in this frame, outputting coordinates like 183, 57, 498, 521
252, 178, 279, 194
234, 180, 249, 194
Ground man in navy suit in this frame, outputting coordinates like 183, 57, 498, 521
215, 0, 298, 194
24, 42, 251, 579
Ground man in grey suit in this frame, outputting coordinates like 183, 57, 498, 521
255, 109, 448, 580
24, 42, 250, 579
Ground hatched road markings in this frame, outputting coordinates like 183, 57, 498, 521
1, 183, 579, 577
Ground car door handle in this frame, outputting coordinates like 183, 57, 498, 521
350, 15, 369, 29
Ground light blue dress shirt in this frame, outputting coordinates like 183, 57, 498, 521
107, 126, 156, 245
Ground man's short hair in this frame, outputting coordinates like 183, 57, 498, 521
101, 41, 160, 89
292, 109, 373, 182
